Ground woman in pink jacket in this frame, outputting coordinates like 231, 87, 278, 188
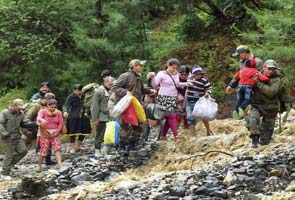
37, 99, 63, 172
150, 58, 190, 140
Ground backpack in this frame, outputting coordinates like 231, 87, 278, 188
23, 103, 33, 114
82, 83, 99, 115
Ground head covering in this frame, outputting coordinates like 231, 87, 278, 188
12, 99, 24, 109
232, 45, 250, 57
192, 65, 204, 75
44, 93, 55, 99
129, 59, 146, 68
264, 59, 278, 69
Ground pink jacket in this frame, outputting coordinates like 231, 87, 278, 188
151, 70, 186, 97
37, 108, 63, 134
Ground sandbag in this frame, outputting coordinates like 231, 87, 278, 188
192, 96, 218, 120
104, 121, 120, 146
121, 104, 138, 126
131, 96, 146, 123
111, 95, 132, 118
143, 103, 166, 120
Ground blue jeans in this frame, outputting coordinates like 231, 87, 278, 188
235, 85, 253, 112
186, 100, 198, 125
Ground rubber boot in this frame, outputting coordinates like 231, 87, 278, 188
251, 135, 259, 148
142, 125, 151, 143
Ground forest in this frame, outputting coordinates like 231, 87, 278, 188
1, 1, 295, 199
0, 0, 294, 104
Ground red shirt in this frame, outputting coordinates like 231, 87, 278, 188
234, 56, 269, 86
235, 68, 270, 86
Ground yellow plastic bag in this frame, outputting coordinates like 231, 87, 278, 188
104, 121, 120, 146
131, 96, 146, 123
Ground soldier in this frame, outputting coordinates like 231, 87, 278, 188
111, 59, 156, 150
91, 76, 115, 156
247, 60, 284, 148
0, 99, 37, 180
226, 60, 285, 148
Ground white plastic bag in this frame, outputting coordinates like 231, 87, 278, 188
192, 96, 218, 120
111, 95, 132, 118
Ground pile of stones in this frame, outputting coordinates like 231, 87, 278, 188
95, 144, 295, 199
4, 141, 159, 199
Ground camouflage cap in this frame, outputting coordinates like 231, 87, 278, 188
129, 59, 146, 68
12, 98, 24, 109
44, 92, 56, 99
264, 59, 278, 69
232, 45, 250, 57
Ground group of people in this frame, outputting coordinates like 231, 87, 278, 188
226, 45, 293, 148
0, 44, 292, 180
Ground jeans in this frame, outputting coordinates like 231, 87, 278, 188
235, 85, 253, 112
186, 100, 198, 125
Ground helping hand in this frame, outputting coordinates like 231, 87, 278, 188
127, 91, 133, 96
147, 72, 156, 80
225, 86, 234, 94
63, 112, 69, 118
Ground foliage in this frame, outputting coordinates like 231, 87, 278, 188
0, 0, 155, 101
0, 89, 27, 111
179, 13, 205, 41
242, 0, 295, 88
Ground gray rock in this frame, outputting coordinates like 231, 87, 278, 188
290, 172, 295, 180
71, 173, 92, 185
167, 186, 186, 197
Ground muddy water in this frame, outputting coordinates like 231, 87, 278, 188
2, 110, 295, 199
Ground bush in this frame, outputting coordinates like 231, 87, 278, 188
179, 13, 205, 41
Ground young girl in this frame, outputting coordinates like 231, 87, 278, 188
186, 65, 213, 136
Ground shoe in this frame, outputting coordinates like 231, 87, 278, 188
207, 131, 214, 136
259, 137, 271, 145
251, 135, 259, 148
46, 160, 57, 166
160, 136, 167, 141
232, 111, 239, 119
95, 149, 102, 157
238, 108, 244, 118
1, 174, 12, 180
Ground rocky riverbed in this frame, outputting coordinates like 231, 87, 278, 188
1, 110, 295, 200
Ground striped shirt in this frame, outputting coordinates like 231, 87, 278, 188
186, 76, 211, 101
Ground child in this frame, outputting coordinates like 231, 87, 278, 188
186, 65, 213, 136
233, 56, 269, 119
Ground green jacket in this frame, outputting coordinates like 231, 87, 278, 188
112, 70, 150, 104
251, 70, 282, 116
0, 108, 36, 140
24, 99, 43, 121
90, 86, 111, 122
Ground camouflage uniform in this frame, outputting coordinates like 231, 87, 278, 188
111, 69, 151, 149
91, 85, 112, 149
245, 70, 283, 144
0, 108, 36, 175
